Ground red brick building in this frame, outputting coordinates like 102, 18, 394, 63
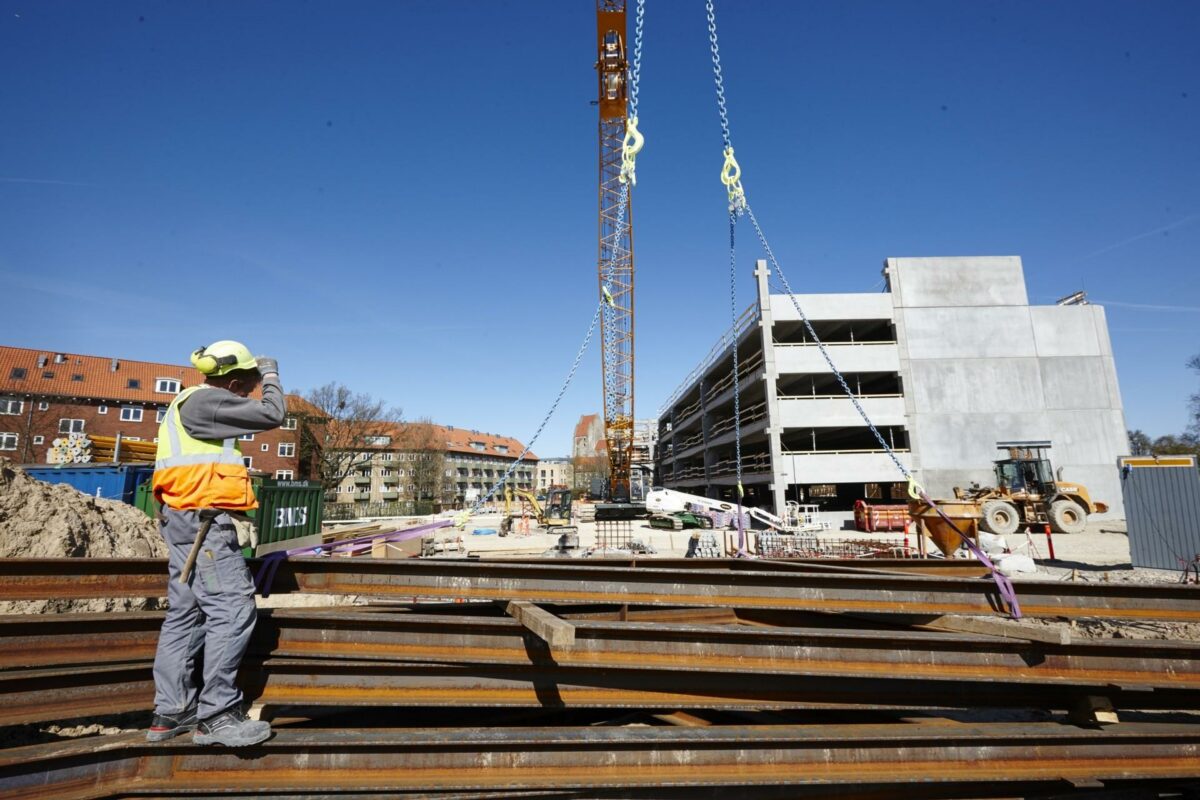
0, 345, 316, 479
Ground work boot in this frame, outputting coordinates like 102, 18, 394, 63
146, 708, 198, 742
193, 707, 271, 747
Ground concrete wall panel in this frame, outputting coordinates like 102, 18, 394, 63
1092, 306, 1114, 357
908, 412, 1053, 472
1031, 306, 1102, 357
1039, 357, 1114, 410
900, 306, 1037, 359
888, 257, 1028, 308
908, 358, 1044, 413
786, 452, 912, 484
770, 293, 894, 322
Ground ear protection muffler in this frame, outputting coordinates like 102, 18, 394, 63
190, 346, 238, 376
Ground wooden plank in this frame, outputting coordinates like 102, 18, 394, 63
850, 611, 1071, 645
505, 600, 575, 648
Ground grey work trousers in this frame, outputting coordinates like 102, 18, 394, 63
152, 507, 258, 720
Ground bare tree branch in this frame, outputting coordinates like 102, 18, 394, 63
302, 382, 402, 490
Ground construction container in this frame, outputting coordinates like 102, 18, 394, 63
853, 500, 909, 532
24, 463, 154, 505
252, 479, 325, 556
136, 476, 322, 557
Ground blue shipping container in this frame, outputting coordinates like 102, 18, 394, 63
23, 464, 155, 505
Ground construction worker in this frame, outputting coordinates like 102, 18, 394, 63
147, 340, 284, 747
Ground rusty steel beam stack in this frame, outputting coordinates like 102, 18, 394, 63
1, 556, 1199, 799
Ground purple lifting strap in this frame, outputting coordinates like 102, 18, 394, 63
253, 519, 453, 598
916, 489, 1023, 619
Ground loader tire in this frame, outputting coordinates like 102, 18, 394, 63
1049, 499, 1087, 534
980, 500, 1020, 536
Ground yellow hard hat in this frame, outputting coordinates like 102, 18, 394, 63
191, 340, 258, 377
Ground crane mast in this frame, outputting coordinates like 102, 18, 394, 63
595, 0, 635, 503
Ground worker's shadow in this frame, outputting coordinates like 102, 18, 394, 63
1036, 559, 1134, 573
520, 633, 565, 708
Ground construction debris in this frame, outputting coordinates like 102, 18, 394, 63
0, 459, 165, 614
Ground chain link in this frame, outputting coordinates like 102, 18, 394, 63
705, 0, 732, 150
628, 0, 645, 121
745, 204, 910, 481
467, 302, 604, 518
728, 213, 743, 492
702, 0, 1019, 615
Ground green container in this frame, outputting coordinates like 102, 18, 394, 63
136, 475, 319, 559
252, 479, 325, 557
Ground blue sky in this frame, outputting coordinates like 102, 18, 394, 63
1, 0, 1197, 457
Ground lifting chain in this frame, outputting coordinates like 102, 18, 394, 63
703, 0, 1020, 615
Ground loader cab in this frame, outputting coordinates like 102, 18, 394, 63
994, 456, 1055, 496
544, 488, 573, 523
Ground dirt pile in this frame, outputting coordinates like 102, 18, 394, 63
0, 459, 166, 614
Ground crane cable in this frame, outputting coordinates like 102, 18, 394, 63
703, 0, 1021, 617
455, 303, 603, 528
456, 0, 648, 528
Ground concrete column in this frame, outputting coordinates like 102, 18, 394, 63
755, 259, 788, 518
885, 258, 921, 483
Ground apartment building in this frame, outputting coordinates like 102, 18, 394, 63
0, 345, 313, 479
536, 457, 573, 492
331, 423, 537, 508
655, 257, 1128, 517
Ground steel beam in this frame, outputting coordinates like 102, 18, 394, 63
2, 723, 1199, 800
3, 558, 1199, 621
5, 609, 1198, 693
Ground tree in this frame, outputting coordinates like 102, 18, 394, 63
1188, 353, 1200, 439
397, 418, 447, 509
1128, 429, 1152, 456
302, 382, 401, 491
1150, 433, 1200, 457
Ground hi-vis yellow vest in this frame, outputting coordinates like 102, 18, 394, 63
152, 386, 257, 511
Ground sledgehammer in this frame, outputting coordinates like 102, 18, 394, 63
179, 509, 222, 584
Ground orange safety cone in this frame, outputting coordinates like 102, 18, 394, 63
902, 520, 911, 556
1043, 523, 1056, 560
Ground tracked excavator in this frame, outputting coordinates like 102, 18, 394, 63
499, 487, 577, 538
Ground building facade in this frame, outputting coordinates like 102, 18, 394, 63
329, 423, 537, 509
655, 257, 1129, 518
0, 345, 312, 479
536, 457, 573, 492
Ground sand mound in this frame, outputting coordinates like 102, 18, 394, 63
0, 458, 166, 614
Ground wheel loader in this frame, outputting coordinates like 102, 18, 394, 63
953, 441, 1107, 535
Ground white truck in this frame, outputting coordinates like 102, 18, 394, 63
644, 488, 828, 533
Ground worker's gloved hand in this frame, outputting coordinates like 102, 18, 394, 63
255, 356, 279, 377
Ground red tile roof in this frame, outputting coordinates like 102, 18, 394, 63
0, 345, 200, 405
285, 393, 327, 419
0, 346, 328, 416
348, 421, 537, 462
574, 413, 599, 438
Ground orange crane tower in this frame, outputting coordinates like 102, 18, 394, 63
595, 0, 635, 503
